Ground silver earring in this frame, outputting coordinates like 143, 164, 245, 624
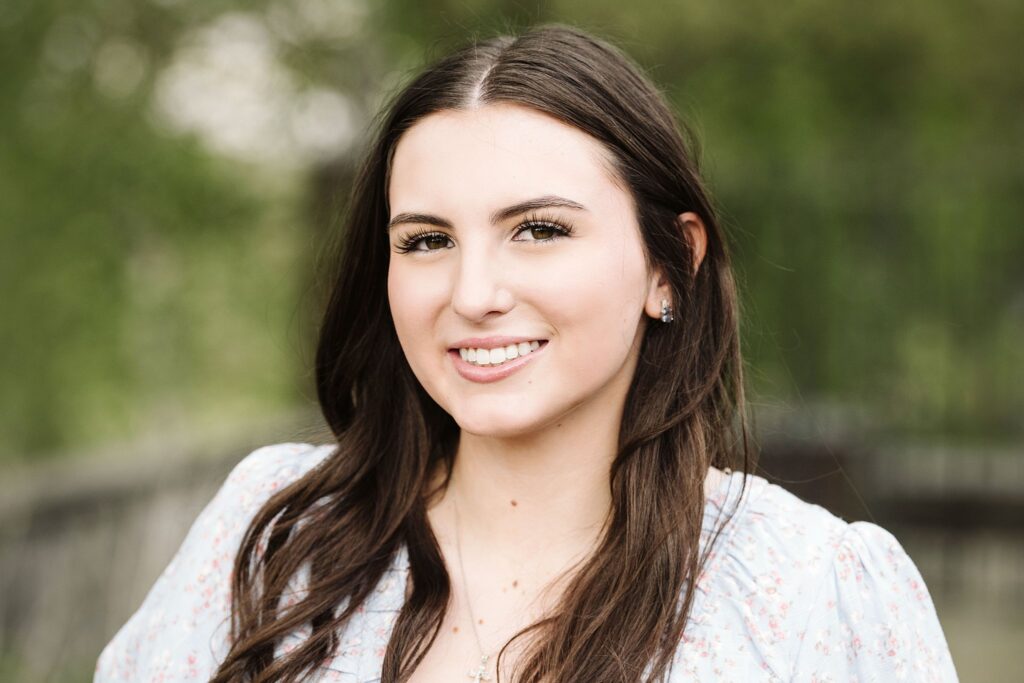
660, 299, 674, 323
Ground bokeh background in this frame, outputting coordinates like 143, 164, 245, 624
2, 0, 1022, 680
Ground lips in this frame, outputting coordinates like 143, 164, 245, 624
449, 340, 548, 383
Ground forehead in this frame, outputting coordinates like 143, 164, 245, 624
387, 103, 629, 215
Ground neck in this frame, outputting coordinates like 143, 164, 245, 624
447, 409, 619, 561
429, 414, 728, 567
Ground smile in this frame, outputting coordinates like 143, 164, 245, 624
458, 340, 542, 367
448, 339, 548, 383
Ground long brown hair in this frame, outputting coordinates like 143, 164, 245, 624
212, 23, 752, 683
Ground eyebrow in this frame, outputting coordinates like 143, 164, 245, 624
386, 195, 587, 232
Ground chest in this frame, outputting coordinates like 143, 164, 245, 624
309, 541, 785, 682
405, 590, 533, 683
405, 629, 505, 683
306, 591, 780, 683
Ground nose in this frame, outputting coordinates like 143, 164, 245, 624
450, 244, 515, 322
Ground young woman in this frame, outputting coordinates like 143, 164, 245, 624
96, 24, 958, 683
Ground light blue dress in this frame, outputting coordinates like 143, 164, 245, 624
96, 443, 959, 681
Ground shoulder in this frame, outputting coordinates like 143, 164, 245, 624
95, 442, 334, 683
700, 472, 853, 600
710, 472, 852, 562
168, 442, 336, 560
684, 473, 957, 681
217, 442, 335, 505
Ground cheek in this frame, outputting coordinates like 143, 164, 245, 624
547, 240, 649, 351
387, 264, 446, 358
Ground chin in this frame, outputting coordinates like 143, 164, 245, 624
449, 404, 550, 439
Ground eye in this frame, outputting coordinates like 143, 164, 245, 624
512, 216, 575, 243
395, 231, 454, 253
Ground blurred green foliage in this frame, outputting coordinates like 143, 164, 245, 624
0, 0, 309, 460
2, 0, 1021, 462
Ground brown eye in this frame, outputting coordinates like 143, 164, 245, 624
514, 220, 571, 242
423, 234, 449, 250
397, 231, 454, 253
528, 225, 557, 240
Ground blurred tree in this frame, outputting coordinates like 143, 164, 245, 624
0, 0, 307, 459
1, 0, 1020, 463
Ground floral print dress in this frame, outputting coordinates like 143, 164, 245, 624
96, 443, 959, 682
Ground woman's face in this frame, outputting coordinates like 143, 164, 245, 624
386, 103, 667, 438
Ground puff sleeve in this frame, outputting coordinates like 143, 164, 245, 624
95, 443, 330, 683
790, 521, 959, 682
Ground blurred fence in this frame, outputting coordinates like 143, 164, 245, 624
1, 407, 1022, 682
763, 440, 1024, 607
0, 411, 326, 682
754, 409, 1024, 682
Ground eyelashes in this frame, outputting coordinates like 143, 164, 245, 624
394, 212, 576, 254
395, 230, 452, 253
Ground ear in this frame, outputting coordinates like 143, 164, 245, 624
643, 265, 673, 321
680, 211, 708, 275
643, 211, 709, 320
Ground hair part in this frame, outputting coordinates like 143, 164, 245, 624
212, 23, 753, 683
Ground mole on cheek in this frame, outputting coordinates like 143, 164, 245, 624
510, 500, 517, 507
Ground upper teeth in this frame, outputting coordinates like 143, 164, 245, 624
459, 341, 541, 366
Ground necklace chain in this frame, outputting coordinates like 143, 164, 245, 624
453, 489, 494, 682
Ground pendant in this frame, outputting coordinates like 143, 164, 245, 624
466, 654, 491, 682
